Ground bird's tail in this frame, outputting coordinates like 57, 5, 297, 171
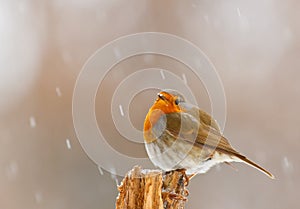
235, 154, 275, 179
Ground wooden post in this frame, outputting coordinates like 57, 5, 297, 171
116, 166, 189, 209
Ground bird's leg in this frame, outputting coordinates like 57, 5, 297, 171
175, 168, 193, 186
187, 173, 196, 181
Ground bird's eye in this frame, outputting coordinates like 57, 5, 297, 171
174, 98, 180, 105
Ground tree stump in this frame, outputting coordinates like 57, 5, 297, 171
116, 166, 189, 209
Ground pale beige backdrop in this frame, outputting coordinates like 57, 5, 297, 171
0, 0, 299, 209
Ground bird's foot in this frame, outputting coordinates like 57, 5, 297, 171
174, 168, 196, 186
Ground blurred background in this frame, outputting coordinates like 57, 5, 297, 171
1, 0, 299, 208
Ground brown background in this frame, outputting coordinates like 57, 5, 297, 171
0, 0, 299, 209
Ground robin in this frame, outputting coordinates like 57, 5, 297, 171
143, 89, 274, 179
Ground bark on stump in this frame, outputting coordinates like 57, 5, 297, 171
116, 166, 189, 209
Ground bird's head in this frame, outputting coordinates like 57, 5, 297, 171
153, 90, 185, 114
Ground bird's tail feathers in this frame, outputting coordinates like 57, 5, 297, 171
234, 155, 275, 179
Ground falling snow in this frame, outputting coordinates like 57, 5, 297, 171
29, 116, 36, 128
34, 191, 43, 204
282, 156, 294, 174
119, 105, 124, 116
182, 73, 187, 84
236, 7, 241, 17
98, 166, 104, 175
110, 168, 119, 186
65, 139, 71, 149
113, 47, 121, 59
5, 161, 18, 179
55, 87, 62, 97
160, 70, 165, 80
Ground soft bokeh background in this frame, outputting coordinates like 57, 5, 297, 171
1, 0, 299, 208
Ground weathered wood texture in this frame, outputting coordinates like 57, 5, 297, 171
116, 166, 188, 209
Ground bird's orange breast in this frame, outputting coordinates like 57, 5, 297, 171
144, 100, 181, 143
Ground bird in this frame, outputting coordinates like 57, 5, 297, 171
143, 89, 274, 179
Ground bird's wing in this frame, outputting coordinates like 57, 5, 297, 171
198, 109, 221, 133
153, 112, 275, 179
179, 103, 221, 133
164, 112, 241, 156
